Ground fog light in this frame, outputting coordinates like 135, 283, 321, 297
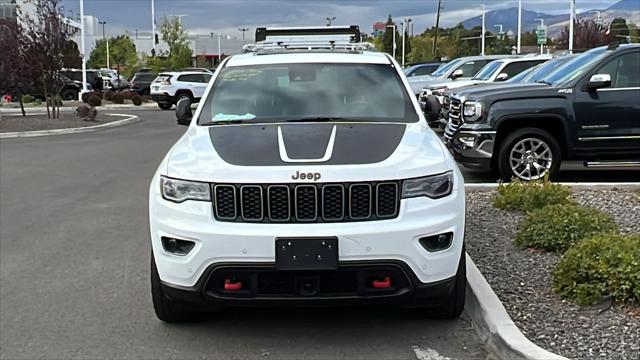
419, 232, 453, 252
161, 237, 195, 255
458, 135, 476, 148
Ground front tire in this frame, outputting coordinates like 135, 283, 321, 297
420, 245, 466, 319
61, 89, 79, 101
497, 127, 561, 181
150, 254, 193, 322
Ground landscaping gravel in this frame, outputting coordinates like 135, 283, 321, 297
0, 113, 117, 133
465, 189, 640, 360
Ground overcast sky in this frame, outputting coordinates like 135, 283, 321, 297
61, 0, 622, 38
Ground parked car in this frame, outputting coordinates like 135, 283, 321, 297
149, 26, 467, 322
60, 69, 103, 92
150, 71, 212, 110
99, 68, 129, 90
407, 55, 516, 95
443, 43, 640, 180
404, 62, 445, 77
420, 56, 551, 125
180, 67, 214, 74
129, 72, 158, 95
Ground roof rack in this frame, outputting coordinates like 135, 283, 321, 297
242, 25, 374, 54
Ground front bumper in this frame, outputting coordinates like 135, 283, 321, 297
149, 174, 465, 291
446, 130, 496, 171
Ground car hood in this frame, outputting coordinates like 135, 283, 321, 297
166, 121, 449, 183
448, 82, 549, 100
432, 79, 487, 91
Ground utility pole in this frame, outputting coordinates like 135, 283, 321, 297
151, 0, 156, 54
80, 0, 87, 98
326, 16, 336, 26
238, 27, 249, 41
433, 0, 442, 56
517, 0, 522, 54
99, 21, 109, 68
569, 0, 575, 54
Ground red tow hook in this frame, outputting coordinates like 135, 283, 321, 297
372, 276, 391, 289
224, 279, 243, 291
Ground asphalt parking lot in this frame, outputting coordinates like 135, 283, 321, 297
0, 109, 487, 360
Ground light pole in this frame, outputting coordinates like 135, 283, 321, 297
476, 4, 486, 56
535, 18, 544, 55
326, 16, 336, 26
99, 20, 110, 68
569, 0, 575, 54
151, 0, 156, 54
494, 24, 503, 39
80, 0, 87, 98
386, 24, 396, 59
218, 34, 222, 64
517, 0, 522, 53
238, 27, 249, 41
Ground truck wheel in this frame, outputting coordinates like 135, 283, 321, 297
176, 92, 192, 106
424, 95, 441, 126
497, 127, 561, 182
150, 254, 193, 322
158, 103, 172, 110
421, 245, 466, 319
61, 89, 78, 101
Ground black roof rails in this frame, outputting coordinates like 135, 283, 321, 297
607, 41, 620, 50
255, 26, 361, 43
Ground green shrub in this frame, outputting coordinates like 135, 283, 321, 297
87, 94, 102, 107
553, 233, 640, 305
21, 94, 35, 103
131, 94, 142, 106
111, 92, 124, 104
515, 204, 617, 253
103, 90, 114, 101
494, 177, 573, 212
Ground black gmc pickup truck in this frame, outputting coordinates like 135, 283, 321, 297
443, 43, 640, 181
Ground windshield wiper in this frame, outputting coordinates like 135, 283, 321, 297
202, 119, 250, 126
535, 80, 552, 85
284, 117, 358, 123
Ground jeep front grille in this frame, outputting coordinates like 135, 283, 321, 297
444, 96, 463, 140
212, 182, 400, 223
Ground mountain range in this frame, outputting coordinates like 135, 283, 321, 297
461, 0, 640, 37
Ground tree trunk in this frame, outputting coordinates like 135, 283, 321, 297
18, 89, 26, 117
42, 79, 50, 119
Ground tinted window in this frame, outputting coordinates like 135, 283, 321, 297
545, 48, 609, 85
134, 74, 157, 82
502, 60, 545, 78
178, 74, 198, 82
202, 74, 212, 83
597, 52, 640, 88
431, 59, 462, 77
413, 65, 438, 76
473, 61, 503, 80
199, 63, 418, 125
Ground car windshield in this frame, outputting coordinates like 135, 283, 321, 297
198, 63, 418, 125
472, 60, 503, 80
430, 59, 462, 77
544, 49, 609, 86
507, 66, 536, 83
518, 57, 572, 83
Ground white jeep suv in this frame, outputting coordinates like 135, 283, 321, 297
151, 71, 212, 110
149, 26, 466, 322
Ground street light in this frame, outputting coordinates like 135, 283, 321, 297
238, 27, 249, 41
569, 0, 575, 54
535, 18, 545, 55
386, 24, 396, 59
151, 0, 156, 54
494, 24, 503, 40
326, 16, 336, 26
517, 0, 522, 54
80, 0, 87, 98
476, 4, 486, 56
98, 20, 110, 68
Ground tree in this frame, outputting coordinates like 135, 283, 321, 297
556, 19, 616, 51
381, 15, 398, 58
0, 17, 37, 116
609, 18, 629, 40
21, 0, 75, 119
62, 39, 82, 68
158, 16, 192, 69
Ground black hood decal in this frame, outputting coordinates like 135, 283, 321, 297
208, 123, 406, 166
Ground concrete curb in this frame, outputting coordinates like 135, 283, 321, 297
465, 182, 640, 191
465, 254, 569, 360
0, 104, 156, 114
0, 114, 140, 139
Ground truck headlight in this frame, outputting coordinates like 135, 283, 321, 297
462, 101, 482, 122
160, 176, 211, 203
402, 171, 453, 199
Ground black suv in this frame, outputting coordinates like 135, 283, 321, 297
443, 44, 640, 180
129, 72, 157, 95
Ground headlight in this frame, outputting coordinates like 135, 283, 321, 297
160, 176, 211, 203
462, 101, 482, 122
402, 172, 453, 199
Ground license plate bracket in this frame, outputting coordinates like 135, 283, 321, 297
275, 237, 338, 271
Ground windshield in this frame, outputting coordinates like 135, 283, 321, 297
430, 59, 462, 77
198, 63, 418, 125
473, 60, 503, 80
544, 49, 609, 85
507, 66, 536, 83
517, 57, 571, 83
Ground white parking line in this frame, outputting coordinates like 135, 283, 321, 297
412, 346, 452, 360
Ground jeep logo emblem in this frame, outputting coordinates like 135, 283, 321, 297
291, 171, 321, 181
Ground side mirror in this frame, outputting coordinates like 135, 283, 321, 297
175, 97, 193, 126
495, 73, 509, 82
586, 74, 611, 90
450, 69, 464, 79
